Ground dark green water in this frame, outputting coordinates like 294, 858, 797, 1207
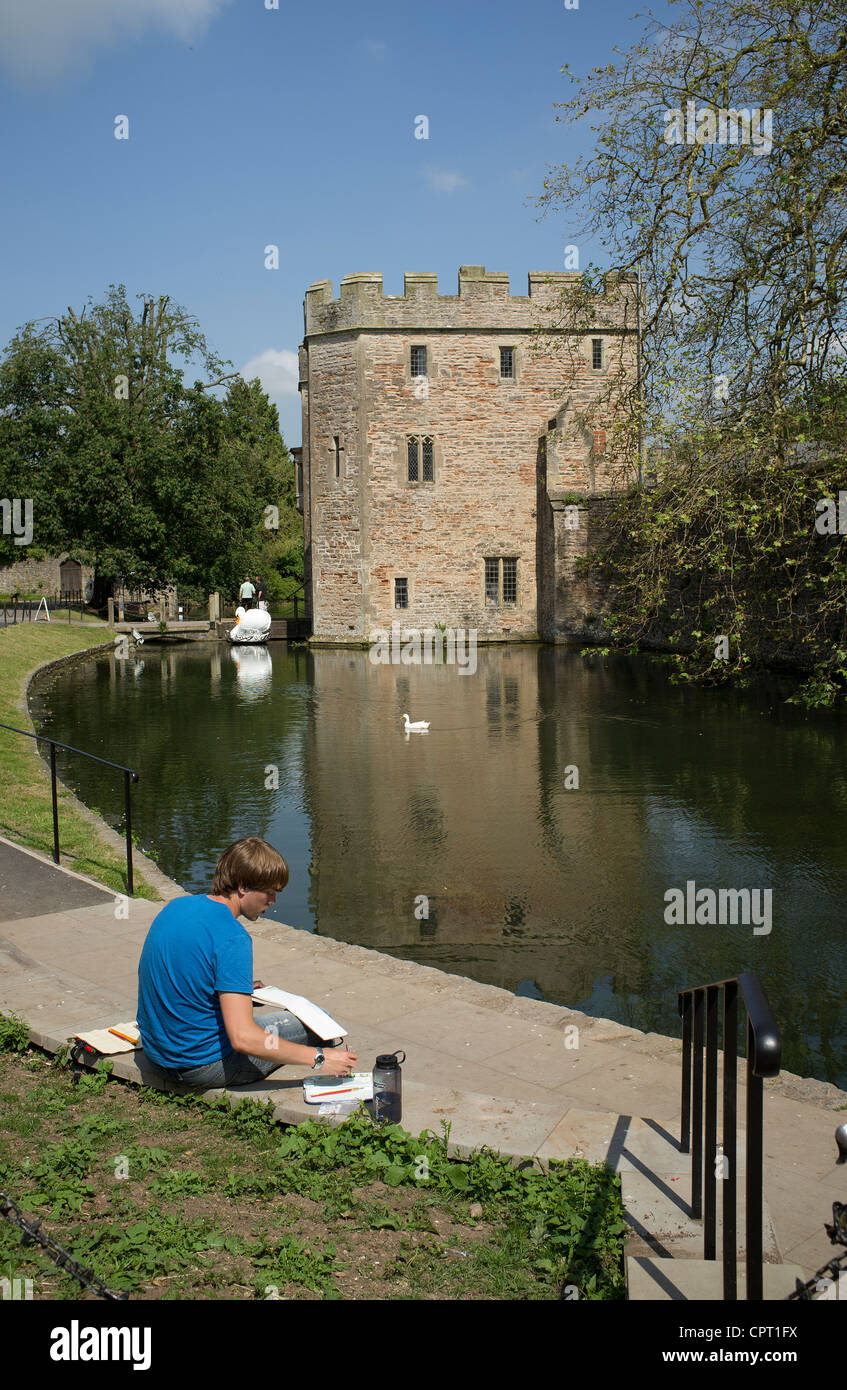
29, 641, 847, 1088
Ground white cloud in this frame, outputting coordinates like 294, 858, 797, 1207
423, 167, 470, 194
240, 348, 300, 400
0, 0, 233, 82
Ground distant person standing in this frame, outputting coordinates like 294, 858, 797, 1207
255, 576, 268, 612
238, 576, 255, 609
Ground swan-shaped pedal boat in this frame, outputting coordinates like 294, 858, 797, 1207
228, 606, 272, 644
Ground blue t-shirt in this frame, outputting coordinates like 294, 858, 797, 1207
137, 895, 253, 1068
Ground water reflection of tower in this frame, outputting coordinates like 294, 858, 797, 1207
302, 647, 644, 1003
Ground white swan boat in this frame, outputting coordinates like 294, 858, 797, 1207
227, 605, 272, 644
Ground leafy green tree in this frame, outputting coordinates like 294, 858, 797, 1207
220, 377, 302, 594
0, 285, 302, 598
535, 0, 847, 702
537, 0, 847, 441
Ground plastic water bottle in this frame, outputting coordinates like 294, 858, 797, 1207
372, 1050, 406, 1124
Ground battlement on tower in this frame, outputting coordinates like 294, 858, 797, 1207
303, 266, 638, 336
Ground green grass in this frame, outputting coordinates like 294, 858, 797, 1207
0, 624, 158, 898
0, 1022, 628, 1301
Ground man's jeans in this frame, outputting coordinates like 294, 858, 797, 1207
152, 1008, 327, 1089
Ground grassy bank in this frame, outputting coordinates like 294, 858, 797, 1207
0, 1018, 628, 1300
0, 624, 157, 898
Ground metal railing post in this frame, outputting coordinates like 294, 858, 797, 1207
723, 982, 738, 1301
746, 1018, 764, 1300
680, 993, 692, 1153
679, 972, 779, 1302
49, 742, 60, 864
124, 770, 134, 897
691, 989, 704, 1219
704, 984, 719, 1259
0, 723, 139, 898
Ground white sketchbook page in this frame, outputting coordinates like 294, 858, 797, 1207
303, 1074, 373, 1103
251, 986, 347, 1041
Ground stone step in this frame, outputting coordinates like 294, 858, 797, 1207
627, 1256, 809, 1301
536, 1105, 781, 1264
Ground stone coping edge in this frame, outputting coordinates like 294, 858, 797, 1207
15, 643, 847, 1115
248, 918, 847, 1112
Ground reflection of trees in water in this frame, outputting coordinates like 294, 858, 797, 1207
35, 645, 307, 889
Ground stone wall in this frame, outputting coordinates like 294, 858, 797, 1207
538, 490, 619, 642
300, 266, 638, 642
0, 554, 94, 597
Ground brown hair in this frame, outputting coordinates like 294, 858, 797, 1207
211, 838, 289, 895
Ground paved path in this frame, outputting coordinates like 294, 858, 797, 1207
0, 838, 114, 919
0, 836, 845, 1292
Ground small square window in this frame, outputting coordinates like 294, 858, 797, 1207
411, 346, 427, 377
484, 557, 518, 606
592, 339, 603, 370
395, 577, 408, 609
500, 347, 515, 380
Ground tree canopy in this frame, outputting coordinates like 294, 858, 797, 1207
537, 0, 847, 448
0, 284, 302, 599
536, 0, 847, 703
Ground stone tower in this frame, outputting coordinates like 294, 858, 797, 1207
298, 265, 638, 642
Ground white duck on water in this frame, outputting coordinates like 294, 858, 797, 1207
402, 713, 430, 732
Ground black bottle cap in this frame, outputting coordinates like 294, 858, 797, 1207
375, 1050, 406, 1067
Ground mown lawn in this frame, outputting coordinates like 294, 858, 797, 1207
0, 1016, 628, 1301
0, 624, 158, 898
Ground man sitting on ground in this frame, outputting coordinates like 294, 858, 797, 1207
137, 837, 357, 1087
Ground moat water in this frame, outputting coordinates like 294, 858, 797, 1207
29, 641, 847, 1088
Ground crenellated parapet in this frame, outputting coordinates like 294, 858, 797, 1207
303, 265, 638, 336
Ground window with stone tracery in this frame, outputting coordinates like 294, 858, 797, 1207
407, 435, 435, 483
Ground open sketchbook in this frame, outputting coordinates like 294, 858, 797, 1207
251, 986, 347, 1042
74, 1022, 140, 1054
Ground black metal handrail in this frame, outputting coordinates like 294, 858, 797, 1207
1, 594, 90, 626
279, 583, 305, 623
678, 972, 781, 1302
0, 723, 138, 895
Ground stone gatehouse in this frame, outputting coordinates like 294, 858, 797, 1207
298, 265, 638, 642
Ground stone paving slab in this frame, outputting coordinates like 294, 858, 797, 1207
1, 838, 846, 1287
627, 1258, 807, 1301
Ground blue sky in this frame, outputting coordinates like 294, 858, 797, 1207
0, 0, 671, 447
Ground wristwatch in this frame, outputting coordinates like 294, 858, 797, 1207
313, 1049, 325, 1070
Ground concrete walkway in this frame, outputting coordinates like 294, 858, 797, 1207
0, 835, 845, 1295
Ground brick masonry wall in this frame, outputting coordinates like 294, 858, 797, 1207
0, 555, 94, 596
301, 267, 638, 641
